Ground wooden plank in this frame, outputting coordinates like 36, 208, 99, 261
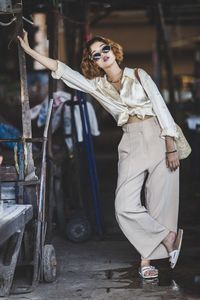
1, 184, 16, 201
0, 204, 33, 246
16, 1, 36, 180
0, 166, 18, 181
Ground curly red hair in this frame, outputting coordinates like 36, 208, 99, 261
81, 36, 124, 79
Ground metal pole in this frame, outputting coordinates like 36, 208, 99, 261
33, 100, 53, 283
77, 91, 103, 236
45, 2, 59, 241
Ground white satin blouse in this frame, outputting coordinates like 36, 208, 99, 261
51, 61, 179, 139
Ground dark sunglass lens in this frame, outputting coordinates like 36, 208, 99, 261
92, 53, 101, 61
102, 45, 111, 53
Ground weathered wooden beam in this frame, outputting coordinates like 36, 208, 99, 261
17, 2, 36, 180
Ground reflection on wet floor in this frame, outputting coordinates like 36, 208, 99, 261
103, 260, 200, 298
7, 234, 200, 300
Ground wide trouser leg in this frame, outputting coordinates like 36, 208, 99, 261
115, 117, 179, 260
144, 158, 179, 260
115, 122, 169, 259
115, 169, 169, 259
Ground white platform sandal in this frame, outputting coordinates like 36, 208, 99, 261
169, 229, 183, 269
138, 265, 158, 279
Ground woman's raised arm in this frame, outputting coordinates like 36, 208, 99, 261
17, 30, 58, 71
17, 30, 96, 94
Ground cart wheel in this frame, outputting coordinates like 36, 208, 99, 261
66, 216, 92, 242
43, 244, 57, 283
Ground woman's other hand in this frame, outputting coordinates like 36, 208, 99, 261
0, 156, 3, 165
165, 136, 179, 171
17, 30, 31, 53
166, 151, 180, 171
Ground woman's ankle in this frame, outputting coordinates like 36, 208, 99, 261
141, 259, 150, 267
162, 231, 176, 252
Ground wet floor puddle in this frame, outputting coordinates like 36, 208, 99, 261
103, 262, 200, 297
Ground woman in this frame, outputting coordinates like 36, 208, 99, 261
18, 32, 183, 279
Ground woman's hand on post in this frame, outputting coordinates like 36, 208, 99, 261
17, 29, 57, 71
17, 30, 31, 53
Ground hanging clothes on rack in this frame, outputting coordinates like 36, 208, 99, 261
30, 91, 100, 153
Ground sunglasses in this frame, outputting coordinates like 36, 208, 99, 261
90, 45, 111, 61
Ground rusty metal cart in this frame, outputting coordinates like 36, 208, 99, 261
0, 99, 57, 297
0, 0, 57, 295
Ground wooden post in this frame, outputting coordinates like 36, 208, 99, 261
63, 0, 88, 69
156, 2, 176, 118
17, 4, 36, 180
75, 0, 89, 70
63, 1, 78, 69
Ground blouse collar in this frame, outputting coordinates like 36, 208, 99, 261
104, 67, 133, 82
97, 67, 135, 89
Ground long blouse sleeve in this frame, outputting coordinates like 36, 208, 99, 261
138, 68, 179, 139
51, 60, 96, 94
51, 60, 128, 125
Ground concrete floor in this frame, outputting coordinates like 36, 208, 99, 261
3, 120, 200, 299
6, 230, 200, 300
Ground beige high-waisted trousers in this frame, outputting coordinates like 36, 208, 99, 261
115, 116, 179, 260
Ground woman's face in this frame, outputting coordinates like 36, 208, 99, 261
90, 41, 116, 70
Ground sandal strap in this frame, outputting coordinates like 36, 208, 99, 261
169, 250, 178, 262
140, 265, 158, 274
141, 265, 157, 270
141, 266, 152, 270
